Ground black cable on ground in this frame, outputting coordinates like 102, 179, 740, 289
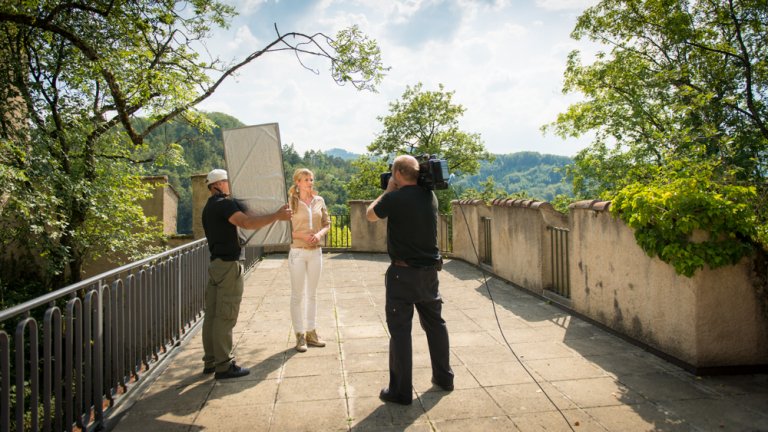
450, 186, 576, 432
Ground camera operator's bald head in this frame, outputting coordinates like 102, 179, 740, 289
393, 155, 419, 183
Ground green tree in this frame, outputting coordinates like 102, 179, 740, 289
459, 176, 510, 204
345, 155, 389, 201
0, 0, 386, 298
281, 145, 358, 215
366, 83, 492, 212
545, 0, 768, 276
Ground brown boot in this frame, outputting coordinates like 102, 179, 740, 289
295, 332, 307, 352
306, 329, 326, 347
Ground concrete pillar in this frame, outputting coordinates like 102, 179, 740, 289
140, 175, 179, 235
349, 200, 387, 253
191, 173, 208, 239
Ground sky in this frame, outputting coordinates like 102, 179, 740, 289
196, 0, 601, 157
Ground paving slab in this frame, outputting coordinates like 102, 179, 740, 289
107, 253, 768, 432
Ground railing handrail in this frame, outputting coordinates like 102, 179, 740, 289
0, 238, 208, 323
1, 237, 215, 432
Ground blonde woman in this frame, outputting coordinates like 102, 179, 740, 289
288, 168, 331, 352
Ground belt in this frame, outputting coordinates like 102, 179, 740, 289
392, 259, 442, 271
293, 245, 320, 250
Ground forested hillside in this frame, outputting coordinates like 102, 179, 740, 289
450, 152, 573, 201
144, 112, 241, 234
144, 113, 574, 233
282, 145, 353, 217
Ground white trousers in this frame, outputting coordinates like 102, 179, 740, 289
288, 247, 323, 333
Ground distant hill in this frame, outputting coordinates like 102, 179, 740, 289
325, 148, 359, 160
321, 148, 573, 201
451, 152, 573, 201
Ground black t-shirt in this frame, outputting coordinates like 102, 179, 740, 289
373, 185, 440, 267
202, 194, 244, 261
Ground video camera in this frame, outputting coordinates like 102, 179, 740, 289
380, 154, 449, 191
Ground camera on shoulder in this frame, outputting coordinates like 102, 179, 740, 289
380, 154, 449, 191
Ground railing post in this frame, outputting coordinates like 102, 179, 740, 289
14, 318, 38, 432
177, 253, 183, 339
1, 331, 9, 432
480, 217, 492, 266
547, 226, 571, 299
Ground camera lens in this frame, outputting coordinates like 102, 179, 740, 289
380, 172, 392, 190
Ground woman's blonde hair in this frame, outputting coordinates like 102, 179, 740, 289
288, 168, 316, 210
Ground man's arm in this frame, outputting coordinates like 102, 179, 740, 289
229, 204, 292, 230
366, 193, 385, 222
367, 175, 397, 222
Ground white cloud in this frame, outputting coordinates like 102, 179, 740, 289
535, 0, 598, 11
196, 0, 597, 156
230, 26, 260, 52
237, 0, 269, 14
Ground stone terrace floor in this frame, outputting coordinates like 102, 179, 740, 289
107, 253, 768, 432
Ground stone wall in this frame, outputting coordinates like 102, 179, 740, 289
492, 198, 568, 293
451, 198, 568, 293
450, 199, 490, 265
350, 197, 768, 370
349, 200, 387, 253
569, 200, 768, 370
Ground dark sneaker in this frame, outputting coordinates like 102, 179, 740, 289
203, 366, 215, 375
214, 362, 250, 379
379, 388, 412, 405
431, 377, 454, 391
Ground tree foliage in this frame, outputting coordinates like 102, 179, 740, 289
0, 0, 386, 301
369, 83, 491, 174
367, 82, 492, 212
457, 176, 510, 204
282, 144, 354, 216
546, 0, 768, 275
344, 155, 390, 202
141, 111, 242, 233
612, 158, 758, 276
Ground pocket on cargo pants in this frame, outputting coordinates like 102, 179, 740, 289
209, 260, 244, 320
217, 293, 242, 320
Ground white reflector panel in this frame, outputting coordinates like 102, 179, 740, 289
222, 123, 291, 246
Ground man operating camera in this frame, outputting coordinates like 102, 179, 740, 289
366, 154, 454, 405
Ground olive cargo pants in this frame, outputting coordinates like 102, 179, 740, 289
202, 259, 244, 373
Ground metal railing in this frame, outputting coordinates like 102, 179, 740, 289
0, 239, 264, 432
480, 217, 492, 265
548, 226, 571, 298
327, 214, 351, 248
243, 245, 265, 273
323, 212, 452, 253
439, 213, 453, 254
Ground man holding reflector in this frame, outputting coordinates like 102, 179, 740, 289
202, 168, 292, 379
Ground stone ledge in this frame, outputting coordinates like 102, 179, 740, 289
450, 199, 485, 206
491, 198, 554, 210
569, 199, 611, 212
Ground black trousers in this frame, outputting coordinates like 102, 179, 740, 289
384, 264, 453, 401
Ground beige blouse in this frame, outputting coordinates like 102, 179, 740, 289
290, 195, 331, 248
